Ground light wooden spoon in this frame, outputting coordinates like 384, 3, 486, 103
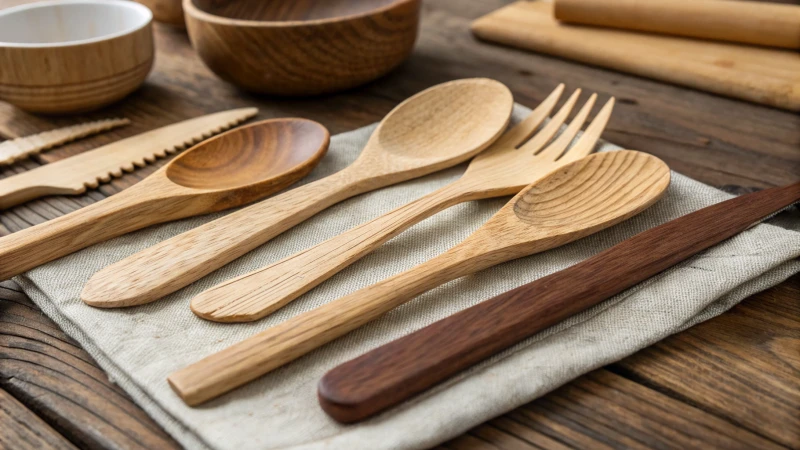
168, 150, 671, 406
81, 78, 514, 307
0, 118, 329, 280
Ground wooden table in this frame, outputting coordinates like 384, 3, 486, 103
1, 0, 798, 448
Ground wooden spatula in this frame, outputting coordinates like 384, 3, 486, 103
319, 181, 800, 423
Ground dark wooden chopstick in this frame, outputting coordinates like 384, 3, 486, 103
318, 181, 800, 423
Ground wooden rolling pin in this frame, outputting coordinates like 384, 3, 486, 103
554, 0, 800, 49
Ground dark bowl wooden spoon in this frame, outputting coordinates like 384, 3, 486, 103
184, 0, 421, 95
0, 118, 329, 280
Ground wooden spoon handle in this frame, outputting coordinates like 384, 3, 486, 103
190, 180, 481, 322
169, 241, 496, 406
81, 168, 372, 308
0, 178, 189, 279
318, 181, 800, 423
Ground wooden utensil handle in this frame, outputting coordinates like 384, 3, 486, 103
81, 168, 375, 308
190, 179, 484, 322
554, 0, 800, 49
318, 181, 800, 423
169, 239, 497, 406
0, 170, 85, 210
0, 179, 188, 279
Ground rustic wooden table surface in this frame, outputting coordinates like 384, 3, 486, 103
1, 0, 799, 449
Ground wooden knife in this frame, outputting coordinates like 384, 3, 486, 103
318, 181, 800, 423
0, 107, 257, 209
0, 118, 130, 165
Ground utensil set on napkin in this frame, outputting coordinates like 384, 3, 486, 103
2, 78, 798, 420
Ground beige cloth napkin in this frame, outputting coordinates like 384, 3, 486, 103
16, 105, 800, 450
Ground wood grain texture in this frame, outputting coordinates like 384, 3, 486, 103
80, 78, 513, 308
319, 181, 800, 423
0, 118, 129, 166
184, 0, 421, 95
614, 277, 800, 448
0, 281, 181, 450
189, 88, 615, 322
472, 1, 800, 112
0, 1, 154, 114
168, 150, 670, 406
0, 0, 798, 447
0, 118, 329, 280
0, 389, 78, 450
446, 369, 786, 450
554, 0, 800, 49
0, 108, 258, 209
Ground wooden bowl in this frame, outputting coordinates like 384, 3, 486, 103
183, 0, 421, 96
135, 0, 185, 28
0, 0, 154, 114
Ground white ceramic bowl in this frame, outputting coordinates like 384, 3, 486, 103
0, 0, 154, 114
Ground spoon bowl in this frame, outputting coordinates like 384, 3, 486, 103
509, 150, 670, 233
165, 118, 329, 191
369, 79, 512, 164
0, 118, 329, 280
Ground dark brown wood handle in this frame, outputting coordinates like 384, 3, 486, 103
318, 181, 800, 423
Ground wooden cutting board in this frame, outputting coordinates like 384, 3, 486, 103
471, 1, 800, 111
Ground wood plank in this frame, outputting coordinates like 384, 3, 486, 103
445, 368, 785, 450
0, 388, 78, 450
614, 275, 800, 448
0, 281, 181, 450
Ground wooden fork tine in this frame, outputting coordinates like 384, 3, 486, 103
534, 93, 597, 161
494, 84, 565, 148
517, 88, 581, 153
559, 97, 615, 164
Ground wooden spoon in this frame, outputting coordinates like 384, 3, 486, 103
0, 118, 329, 280
168, 150, 671, 406
81, 78, 514, 308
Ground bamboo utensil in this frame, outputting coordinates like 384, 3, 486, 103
0, 108, 257, 210
81, 78, 514, 308
472, 1, 800, 112
0, 0, 154, 114
319, 181, 800, 423
184, 0, 421, 95
0, 118, 129, 165
168, 150, 671, 406
554, 0, 800, 49
191, 85, 616, 323
0, 118, 329, 280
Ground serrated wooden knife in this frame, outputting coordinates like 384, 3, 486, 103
0, 107, 257, 209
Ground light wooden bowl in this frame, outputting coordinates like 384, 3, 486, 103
135, 0, 185, 28
0, 0, 154, 114
184, 0, 421, 96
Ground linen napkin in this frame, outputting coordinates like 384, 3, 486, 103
15, 105, 800, 450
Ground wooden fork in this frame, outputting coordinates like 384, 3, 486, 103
191, 85, 616, 322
